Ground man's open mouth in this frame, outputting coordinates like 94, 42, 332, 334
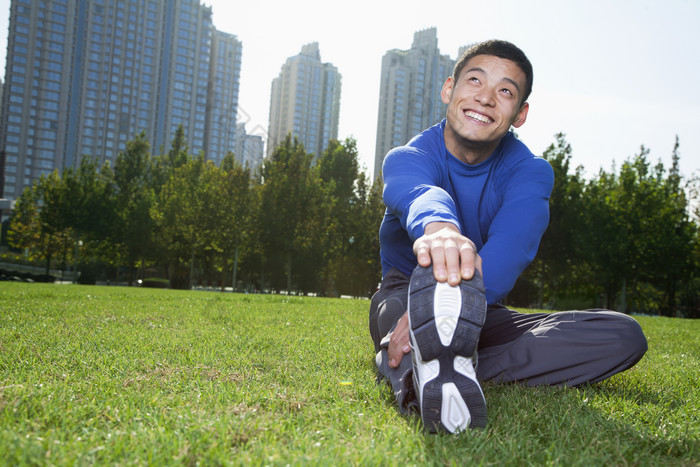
464, 110, 493, 124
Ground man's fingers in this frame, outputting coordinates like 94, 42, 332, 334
475, 254, 483, 274
414, 230, 477, 284
413, 239, 432, 267
388, 313, 411, 368
429, 240, 448, 281
444, 239, 461, 285
459, 240, 477, 280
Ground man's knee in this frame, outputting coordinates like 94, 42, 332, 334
612, 312, 648, 362
378, 296, 406, 337
371, 296, 407, 350
588, 311, 648, 370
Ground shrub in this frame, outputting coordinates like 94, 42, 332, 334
140, 277, 169, 288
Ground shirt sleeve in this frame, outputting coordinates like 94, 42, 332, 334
480, 157, 554, 303
382, 145, 461, 242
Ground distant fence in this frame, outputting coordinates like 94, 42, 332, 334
0, 261, 78, 282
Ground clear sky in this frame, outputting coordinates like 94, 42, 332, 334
1, 0, 699, 181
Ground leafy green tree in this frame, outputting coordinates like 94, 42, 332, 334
152, 124, 190, 193
242, 177, 266, 291
581, 142, 698, 314
680, 228, 700, 318
521, 133, 586, 307
7, 187, 42, 252
61, 156, 115, 238
60, 157, 116, 282
348, 172, 385, 297
318, 138, 360, 295
166, 125, 189, 168
113, 132, 157, 284
7, 172, 72, 276
315, 138, 386, 297
152, 153, 236, 290
187, 157, 242, 289
152, 154, 204, 289
640, 138, 697, 315
214, 153, 252, 291
257, 134, 332, 293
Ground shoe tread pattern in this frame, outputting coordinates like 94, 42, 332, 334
420, 353, 488, 431
409, 266, 487, 361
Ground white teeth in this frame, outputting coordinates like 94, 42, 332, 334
465, 111, 493, 124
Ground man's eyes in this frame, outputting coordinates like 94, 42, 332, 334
466, 76, 515, 97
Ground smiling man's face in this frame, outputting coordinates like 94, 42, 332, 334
441, 54, 529, 165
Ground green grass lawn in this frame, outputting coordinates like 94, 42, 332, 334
0, 282, 697, 465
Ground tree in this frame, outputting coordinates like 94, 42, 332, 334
520, 133, 586, 308
113, 132, 157, 284
60, 156, 116, 283
151, 128, 205, 289
257, 134, 332, 293
349, 172, 385, 297
640, 137, 697, 315
152, 124, 189, 193
316, 137, 386, 297
581, 142, 698, 314
153, 154, 204, 289
7, 172, 72, 276
318, 138, 360, 295
61, 156, 115, 238
214, 153, 252, 291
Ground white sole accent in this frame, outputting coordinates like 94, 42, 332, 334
434, 281, 461, 346
441, 382, 470, 433
454, 355, 477, 379
415, 357, 439, 401
454, 355, 487, 404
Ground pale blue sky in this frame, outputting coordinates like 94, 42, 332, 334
2, 0, 699, 181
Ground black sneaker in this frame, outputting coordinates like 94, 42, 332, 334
408, 265, 488, 432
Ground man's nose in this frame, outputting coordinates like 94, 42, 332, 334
474, 87, 496, 107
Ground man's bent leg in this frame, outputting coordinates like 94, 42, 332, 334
369, 269, 410, 352
476, 307, 648, 386
369, 269, 416, 413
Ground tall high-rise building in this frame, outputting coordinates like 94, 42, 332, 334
235, 122, 264, 170
267, 42, 341, 160
206, 29, 243, 165
0, 0, 242, 200
374, 28, 463, 178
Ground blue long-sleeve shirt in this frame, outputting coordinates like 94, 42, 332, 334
379, 120, 554, 304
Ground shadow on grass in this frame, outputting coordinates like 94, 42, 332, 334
373, 370, 696, 464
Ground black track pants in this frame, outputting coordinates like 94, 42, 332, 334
369, 268, 648, 405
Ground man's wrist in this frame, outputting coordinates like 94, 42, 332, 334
424, 221, 460, 236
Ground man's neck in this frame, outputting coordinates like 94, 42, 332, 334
444, 133, 502, 166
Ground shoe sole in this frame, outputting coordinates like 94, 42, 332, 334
408, 265, 488, 432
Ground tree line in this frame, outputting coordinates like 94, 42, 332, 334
510, 134, 699, 318
3, 128, 699, 316
5, 127, 384, 298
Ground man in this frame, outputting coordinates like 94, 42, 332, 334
369, 40, 648, 433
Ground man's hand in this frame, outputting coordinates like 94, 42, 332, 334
413, 222, 482, 286
387, 311, 410, 368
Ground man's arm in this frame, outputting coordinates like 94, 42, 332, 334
478, 158, 553, 302
382, 143, 461, 245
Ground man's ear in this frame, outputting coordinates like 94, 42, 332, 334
440, 77, 454, 105
512, 102, 529, 128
